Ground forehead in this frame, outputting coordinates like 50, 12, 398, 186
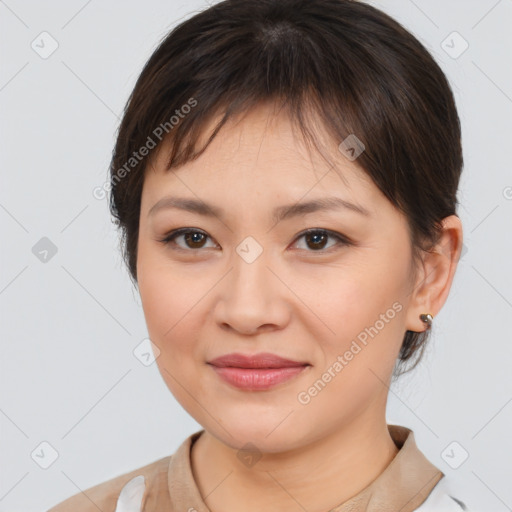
143, 102, 379, 208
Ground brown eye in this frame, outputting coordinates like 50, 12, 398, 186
294, 229, 351, 252
305, 231, 328, 250
182, 231, 207, 248
158, 229, 216, 250
158, 228, 351, 253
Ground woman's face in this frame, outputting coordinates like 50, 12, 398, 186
137, 103, 420, 452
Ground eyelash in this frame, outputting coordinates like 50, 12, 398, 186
156, 228, 352, 253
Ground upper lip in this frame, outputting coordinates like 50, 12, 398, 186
208, 352, 309, 369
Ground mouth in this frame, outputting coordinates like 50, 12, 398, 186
207, 352, 311, 391
208, 352, 309, 368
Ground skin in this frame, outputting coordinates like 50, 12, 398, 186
136, 101, 463, 512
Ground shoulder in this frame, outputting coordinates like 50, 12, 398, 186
413, 475, 471, 512
46, 454, 172, 512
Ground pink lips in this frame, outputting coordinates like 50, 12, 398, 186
207, 352, 310, 391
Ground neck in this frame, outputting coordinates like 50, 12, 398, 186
190, 413, 399, 512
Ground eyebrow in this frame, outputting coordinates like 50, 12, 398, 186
148, 195, 371, 224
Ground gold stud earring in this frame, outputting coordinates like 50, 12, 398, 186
419, 313, 433, 329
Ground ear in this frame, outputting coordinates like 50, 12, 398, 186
406, 215, 464, 333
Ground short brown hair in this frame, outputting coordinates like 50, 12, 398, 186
109, 0, 463, 378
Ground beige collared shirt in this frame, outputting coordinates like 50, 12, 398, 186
47, 424, 466, 512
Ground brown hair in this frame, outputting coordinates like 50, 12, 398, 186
108, 0, 463, 378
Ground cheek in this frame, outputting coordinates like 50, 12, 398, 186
138, 239, 192, 329
137, 253, 193, 354
311, 270, 392, 338
309, 257, 407, 374
137, 263, 207, 410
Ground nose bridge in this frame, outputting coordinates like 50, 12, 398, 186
230, 234, 273, 296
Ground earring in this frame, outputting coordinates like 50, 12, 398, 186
419, 313, 433, 329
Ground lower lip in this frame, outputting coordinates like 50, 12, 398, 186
209, 365, 309, 390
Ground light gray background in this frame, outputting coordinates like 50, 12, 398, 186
1, 0, 511, 510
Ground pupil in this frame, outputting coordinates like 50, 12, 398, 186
308, 232, 326, 250
186, 232, 205, 247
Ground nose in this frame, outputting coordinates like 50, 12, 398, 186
213, 245, 291, 336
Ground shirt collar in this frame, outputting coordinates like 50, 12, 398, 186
167, 424, 444, 512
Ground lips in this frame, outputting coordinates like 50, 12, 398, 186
208, 352, 309, 369
207, 352, 311, 390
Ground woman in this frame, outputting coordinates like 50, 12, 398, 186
48, 0, 470, 510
